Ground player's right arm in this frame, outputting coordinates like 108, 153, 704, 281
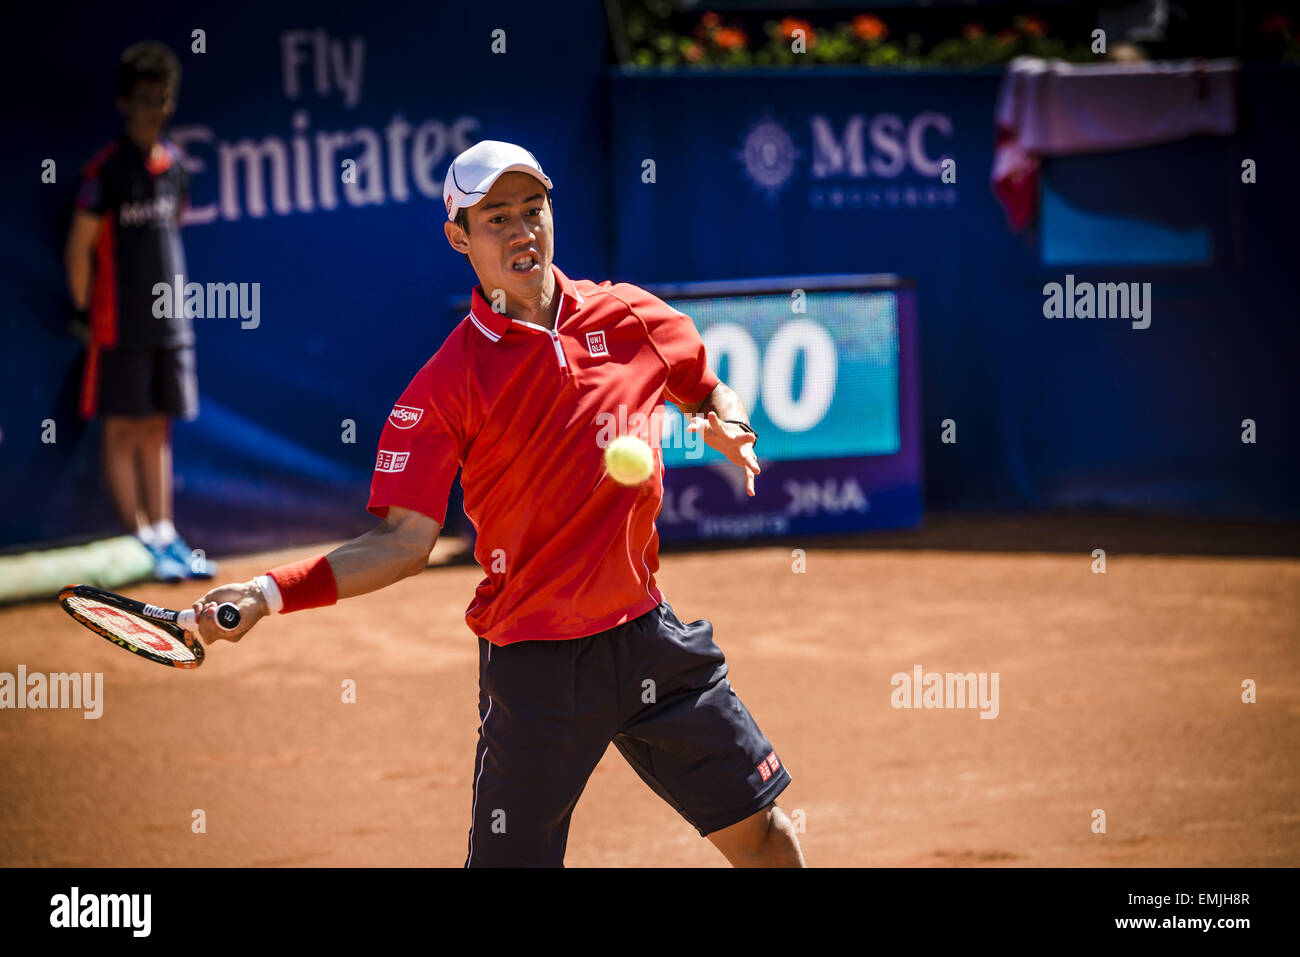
189, 505, 440, 646
191, 339, 467, 646
324, 505, 441, 597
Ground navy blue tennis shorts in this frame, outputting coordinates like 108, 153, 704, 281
465, 599, 791, 867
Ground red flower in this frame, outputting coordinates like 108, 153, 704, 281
1261, 14, 1290, 35
684, 42, 704, 63
852, 14, 888, 42
778, 17, 817, 47
1018, 15, 1048, 38
714, 27, 749, 51
701, 12, 721, 30
963, 22, 987, 41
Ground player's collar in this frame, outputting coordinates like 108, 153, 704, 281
468, 264, 584, 342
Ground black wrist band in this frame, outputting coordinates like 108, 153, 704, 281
725, 419, 757, 447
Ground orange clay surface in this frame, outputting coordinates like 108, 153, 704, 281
2, 516, 1298, 867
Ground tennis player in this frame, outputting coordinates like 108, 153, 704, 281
190, 141, 805, 868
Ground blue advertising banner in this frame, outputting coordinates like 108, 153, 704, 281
607, 67, 1300, 520
4, 30, 1298, 556
1, 1, 610, 552
657, 289, 902, 465
647, 277, 921, 541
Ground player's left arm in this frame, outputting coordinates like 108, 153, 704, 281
635, 281, 761, 497
676, 382, 761, 496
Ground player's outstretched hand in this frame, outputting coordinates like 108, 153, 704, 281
686, 410, 761, 496
190, 581, 269, 646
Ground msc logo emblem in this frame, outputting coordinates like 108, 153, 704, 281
388, 405, 423, 429
585, 330, 609, 357
737, 119, 799, 198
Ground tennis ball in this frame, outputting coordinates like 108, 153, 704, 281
604, 434, 655, 486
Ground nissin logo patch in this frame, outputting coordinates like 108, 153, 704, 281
389, 405, 423, 429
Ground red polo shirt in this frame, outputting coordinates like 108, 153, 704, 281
367, 264, 718, 645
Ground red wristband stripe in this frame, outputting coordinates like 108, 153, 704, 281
267, 556, 339, 613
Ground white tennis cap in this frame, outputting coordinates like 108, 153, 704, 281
443, 140, 553, 222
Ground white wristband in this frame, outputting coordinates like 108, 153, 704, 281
254, 574, 284, 614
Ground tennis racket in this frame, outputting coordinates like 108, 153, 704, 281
57, 584, 241, 669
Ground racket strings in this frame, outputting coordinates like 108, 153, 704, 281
65, 596, 198, 662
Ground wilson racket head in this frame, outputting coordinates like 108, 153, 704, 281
57, 584, 229, 669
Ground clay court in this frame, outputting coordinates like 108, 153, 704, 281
2, 514, 1296, 868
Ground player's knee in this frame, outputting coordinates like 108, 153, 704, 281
749, 804, 777, 843
767, 804, 797, 842
761, 803, 795, 835
713, 803, 777, 858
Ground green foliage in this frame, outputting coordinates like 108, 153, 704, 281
620, 8, 1135, 70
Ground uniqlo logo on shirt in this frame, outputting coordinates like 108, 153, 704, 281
585, 330, 609, 357
766, 751, 780, 773
375, 450, 409, 473
756, 759, 772, 782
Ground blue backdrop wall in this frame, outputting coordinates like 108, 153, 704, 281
2, 6, 1296, 554
607, 66, 1299, 521
1, 1, 611, 552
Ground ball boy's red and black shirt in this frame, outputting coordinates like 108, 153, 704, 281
368, 264, 720, 646
74, 135, 192, 417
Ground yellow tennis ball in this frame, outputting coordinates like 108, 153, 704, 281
604, 434, 655, 486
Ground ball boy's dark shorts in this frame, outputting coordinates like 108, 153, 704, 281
98, 345, 198, 419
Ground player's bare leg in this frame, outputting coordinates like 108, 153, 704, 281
103, 415, 146, 533
707, 802, 806, 867
137, 414, 172, 527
